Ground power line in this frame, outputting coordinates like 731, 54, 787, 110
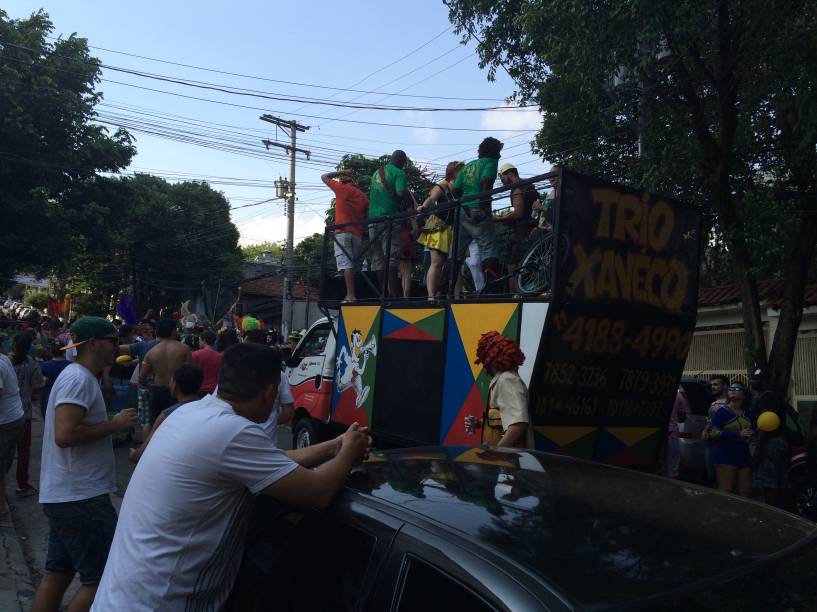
0, 40, 533, 112
42, 29, 506, 101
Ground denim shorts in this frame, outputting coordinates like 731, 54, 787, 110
334, 232, 362, 270
43, 494, 118, 584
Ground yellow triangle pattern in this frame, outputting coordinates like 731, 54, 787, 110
604, 427, 660, 447
451, 303, 519, 380
340, 305, 381, 345
385, 308, 443, 325
534, 426, 598, 447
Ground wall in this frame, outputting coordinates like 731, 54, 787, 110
684, 303, 817, 409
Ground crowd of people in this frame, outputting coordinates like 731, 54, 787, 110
666, 368, 811, 513
324, 137, 558, 302
0, 312, 371, 612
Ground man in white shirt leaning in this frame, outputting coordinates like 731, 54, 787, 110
92, 342, 370, 612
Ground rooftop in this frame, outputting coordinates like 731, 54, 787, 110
699, 279, 817, 309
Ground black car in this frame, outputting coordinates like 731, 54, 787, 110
230, 446, 817, 611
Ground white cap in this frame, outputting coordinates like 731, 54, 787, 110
498, 162, 517, 176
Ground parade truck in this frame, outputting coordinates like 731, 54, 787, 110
285, 168, 702, 470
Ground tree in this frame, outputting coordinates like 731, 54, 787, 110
69, 175, 243, 313
24, 291, 49, 311
0, 10, 134, 282
325, 153, 436, 224
293, 233, 326, 288
446, 0, 817, 394
241, 241, 284, 262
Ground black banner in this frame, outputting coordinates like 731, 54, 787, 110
530, 170, 701, 468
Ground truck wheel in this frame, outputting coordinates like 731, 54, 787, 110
293, 418, 316, 449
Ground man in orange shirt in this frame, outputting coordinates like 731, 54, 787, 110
322, 169, 369, 302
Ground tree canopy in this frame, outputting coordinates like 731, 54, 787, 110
69, 175, 242, 312
0, 10, 243, 317
0, 9, 134, 282
446, 0, 817, 391
241, 241, 284, 262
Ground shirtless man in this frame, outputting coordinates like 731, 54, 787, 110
139, 318, 191, 427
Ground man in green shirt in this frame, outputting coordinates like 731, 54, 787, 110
367, 150, 416, 296
452, 137, 504, 281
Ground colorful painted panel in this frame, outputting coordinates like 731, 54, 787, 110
374, 308, 445, 445
332, 305, 381, 428
440, 303, 520, 445
594, 427, 662, 466
534, 426, 599, 459
517, 303, 549, 387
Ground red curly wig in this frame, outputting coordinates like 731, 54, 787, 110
474, 331, 525, 372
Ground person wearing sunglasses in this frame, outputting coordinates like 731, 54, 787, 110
33, 317, 138, 612
707, 383, 753, 496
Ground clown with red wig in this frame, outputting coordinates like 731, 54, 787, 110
466, 331, 534, 448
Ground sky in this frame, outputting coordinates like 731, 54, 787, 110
7, 1, 546, 246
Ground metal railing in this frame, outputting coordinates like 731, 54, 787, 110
318, 170, 560, 307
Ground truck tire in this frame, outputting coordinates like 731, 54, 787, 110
293, 417, 317, 449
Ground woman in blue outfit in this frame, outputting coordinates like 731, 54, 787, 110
708, 384, 753, 497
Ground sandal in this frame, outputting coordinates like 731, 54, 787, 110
15, 485, 37, 498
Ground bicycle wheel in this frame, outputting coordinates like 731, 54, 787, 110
516, 232, 555, 295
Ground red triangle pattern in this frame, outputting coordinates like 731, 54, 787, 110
383, 324, 439, 342
443, 384, 485, 445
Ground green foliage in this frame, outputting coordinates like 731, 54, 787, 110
337, 153, 435, 197
294, 233, 324, 268
325, 153, 437, 224
69, 175, 243, 312
6, 285, 25, 300
445, 0, 817, 283
241, 241, 284, 261
69, 292, 110, 318
24, 290, 49, 311
447, 0, 817, 385
0, 10, 134, 282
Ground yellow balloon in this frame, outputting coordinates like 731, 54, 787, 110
757, 411, 780, 432
115, 355, 132, 366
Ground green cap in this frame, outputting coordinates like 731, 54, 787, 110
65, 316, 117, 349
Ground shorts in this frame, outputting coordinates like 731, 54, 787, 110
713, 439, 752, 468
43, 494, 117, 585
368, 221, 401, 271
0, 418, 23, 475
456, 208, 498, 262
333, 232, 362, 271
754, 436, 790, 489
149, 385, 174, 426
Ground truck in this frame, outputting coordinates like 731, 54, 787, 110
285, 168, 702, 470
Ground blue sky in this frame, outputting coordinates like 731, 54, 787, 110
8, 1, 546, 245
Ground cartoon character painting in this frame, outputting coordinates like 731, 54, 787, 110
336, 329, 377, 409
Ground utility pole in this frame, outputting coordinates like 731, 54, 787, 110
260, 114, 310, 336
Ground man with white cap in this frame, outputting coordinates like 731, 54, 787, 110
496, 162, 541, 292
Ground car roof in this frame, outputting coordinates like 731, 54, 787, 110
349, 446, 817, 609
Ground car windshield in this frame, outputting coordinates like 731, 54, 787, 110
350, 448, 817, 609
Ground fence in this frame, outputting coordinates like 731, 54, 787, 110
318, 171, 560, 306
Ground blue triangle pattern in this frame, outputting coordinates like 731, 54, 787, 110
440, 311, 476, 440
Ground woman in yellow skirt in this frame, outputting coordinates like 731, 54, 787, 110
417, 161, 464, 302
